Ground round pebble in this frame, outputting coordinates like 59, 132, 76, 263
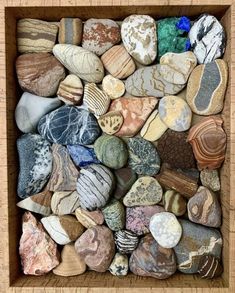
102, 199, 125, 231
102, 75, 125, 99
109, 253, 129, 276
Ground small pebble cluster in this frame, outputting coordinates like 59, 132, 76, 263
16, 14, 227, 279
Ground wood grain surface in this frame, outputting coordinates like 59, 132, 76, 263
0, 0, 235, 292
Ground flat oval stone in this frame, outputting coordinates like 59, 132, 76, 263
123, 176, 162, 207
174, 219, 222, 274
200, 169, 220, 192
75, 207, 104, 228
17, 134, 52, 199
158, 95, 192, 131
98, 111, 124, 135
15, 92, 61, 133
187, 186, 221, 228
129, 234, 177, 279
53, 44, 104, 83
57, 74, 83, 105
102, 75, 125, 99
114, 230, 139, 254
94, 134, 128, 169
77, 164, 114, 211
189, 14, 226, 64
83, 83, 110, 116
127, 137, 160, 176
102, 199, 125, 231
163, 190, 187, 217
82, 18, 121, 56
198, 255, 223, 279
38, 106, 100, 145
113, 167, 137, 199
149, 212, 182, 248
186, 60, 228, 115
121, 15, 157, 65
75, 225, 115, 272
101, 45, 136, 79
16, 53, 66, 97
58, 18, 83, 45
67, 144, 100, 167
51, 191, 80, 215
109, 253, 129, 276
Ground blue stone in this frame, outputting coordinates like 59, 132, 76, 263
67, 145, 100, 167
38, 105, 100, 145
176, 16, 191, 32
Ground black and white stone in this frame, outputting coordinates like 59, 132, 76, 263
114, 230, 139, 254
109, 253, 129, 276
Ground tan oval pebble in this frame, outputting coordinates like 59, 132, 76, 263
51, 191, 80, 216
102, 75, 125, 99
75, 207, 104, 228
53, 243, 86, 276
98, 111, 124, 135
163, 190, 187, 217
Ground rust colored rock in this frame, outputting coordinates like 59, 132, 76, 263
187, 116, 227, 170
16, 53, 66, 97
19, 212, 59, 275
75, 225, 115, 272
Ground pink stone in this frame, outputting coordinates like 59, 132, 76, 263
126, 205, 165, 236
19, 212, 60, 275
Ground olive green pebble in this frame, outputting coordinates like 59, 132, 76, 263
94, 134, 128, 169
102, 199, 125, 231
163, 190, 187, 216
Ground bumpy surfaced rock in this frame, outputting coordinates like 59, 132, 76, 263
94, 134, 128, 169
186, 60, 228, 115
75, 225, 115, 272
114, 230, 139, 254
67, 144, 100, 167
121, 14, 157, 65
53, 243, 86, 276
174, 219, 223, 274
189, 14, 226, 64
109, 253, 129, 276
200, 169, 221, 192
126, 205, 165, 236
102, 199, 125, 231
75, 207, 104, 228
19, 212, 59, 275
17, 134, 52, 199
17, 18, 58, 53
51, 191, 80, 215
58, 18, 83, 45
82, 18, 121, 56
110, 97, 158, 137
127, 137, 160, 176
53, 44, 104, 83
187, 186, 221, 227
129, 234, 177, 279
38, 105, 100, 145
123, 176, 162, 207
16, 53, 66, 97
198, 255, 223, 279
102, 75, 125, 99
163, 190, 187, 217
113, 167, 137, 199
98, 111, 124, 135
187, 116, 227, 170
77, 164, 114, 210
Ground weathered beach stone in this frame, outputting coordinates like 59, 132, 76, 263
51, 191, 80, 215
58, 18, 83, 45
75, 207, 104, 228
98, 111, 124, 135
140, 110, 168, 141
83, 83, 110, 116
114, 230, 139, 254
163, 190, 187, 217
67, 144, 100, 167
127, 137, 160, 176
109, 253, 129, 276
94, 134, 128, 169
101, 45, 136, 79
46, 144, 79, 192
17, 134, 52, 199
187, 186, 221, 227
53, 243, 86, 276
187, 116, 227, 170
16, 53, 65, 97
198, 255, 223, 279
186, 60, 228, 115
82, 18, 121, 56
123, 176, 162, 207
110, 97, 158, 137
57, 74, 83, 105
17, 190, 53, 216
75, 225, 115, 272
17, 18, 58, 53
174, 219, 223, 274
200, 169, 221, 192
189, 14, 226, 64
129, 234, 177, 279
38, 106, 100, 145
15, 92, 61, 133
102, 199, 125, 231
41, 215, 84, 245
102, 75, 125, 99
158, 96, 192, 131
121, 15, 157, 65
126, 205, 165, 236
77, 164, 114, 211
53, 44, 104, 83
113, 167, 137, 199
19, 212, 59, 275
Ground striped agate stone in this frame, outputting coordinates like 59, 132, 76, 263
114, 230, 139, 254
58, 18, 83, 45
198, 255, 223, 279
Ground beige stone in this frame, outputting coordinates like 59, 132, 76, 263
75, 208, 104, 229
51, 191, 80, 215
102, 75, 125, 99
98, 111, 124, 135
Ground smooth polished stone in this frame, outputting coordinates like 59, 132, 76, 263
58, 18, 83, 45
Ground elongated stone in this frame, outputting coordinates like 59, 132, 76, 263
102, 199, 125, 231
58, 18, 83, 45
51, 191, 80, 215
67, 144, 100, 167
113, 167, 137, 199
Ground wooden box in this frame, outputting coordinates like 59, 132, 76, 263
0, 1, 235, 292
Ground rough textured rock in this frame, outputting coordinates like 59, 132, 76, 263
16, 53, 65, 97
58, 18, 83, 45
75, 207, 104, 228
102, 75, 125, 99
198, 255, 223, 279
19, 212, 59, 275
67, 144, 100, 167
109, 253, 129, 276
98, 111, 124, 135
102, 199, 125, 231
129, 234, 177, 279
114, 230, 139, 254
113, 167, 137, 199
163, 190, 187, 217
51, 191, 80, 215
200, 169, 221, 192
75, 225, 115, 272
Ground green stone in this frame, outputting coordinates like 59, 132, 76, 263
102, 199, 125, 231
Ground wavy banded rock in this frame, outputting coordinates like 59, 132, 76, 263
51, 191, 80, 215
114, 230, 139, 254
75, 208, 104, 228
58, 18, 83, 45
198, 255, 223, 279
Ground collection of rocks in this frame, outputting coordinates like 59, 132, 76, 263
16, 13, 227, 280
